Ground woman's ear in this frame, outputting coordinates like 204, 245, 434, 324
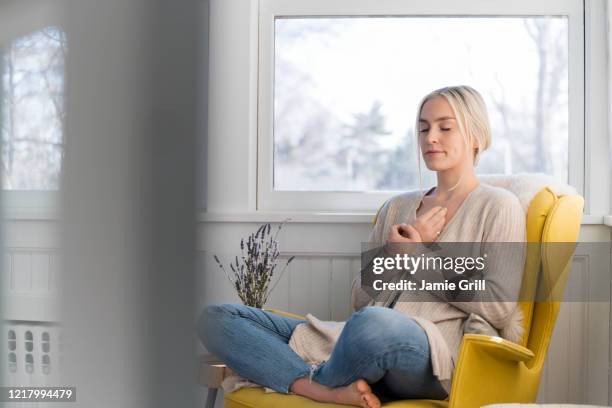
473, 146, 480, 166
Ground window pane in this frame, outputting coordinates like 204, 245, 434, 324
274, 17, 568, 191
1, 26, 67, 190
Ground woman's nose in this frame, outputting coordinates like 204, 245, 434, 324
424, 130, 439, 144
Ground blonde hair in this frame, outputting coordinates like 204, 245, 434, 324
414, 85, 492, 191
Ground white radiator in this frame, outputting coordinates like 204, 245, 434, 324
3, 322, 62, 408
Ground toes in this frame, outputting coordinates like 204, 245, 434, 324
354, 382, 380, 408
363, 393, 380, 408
350, 379, 381, 408
356, 379, 372, 393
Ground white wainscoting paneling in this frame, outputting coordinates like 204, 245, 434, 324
3, 249, 60, 323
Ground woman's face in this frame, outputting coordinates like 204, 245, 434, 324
418, 96, 472, 172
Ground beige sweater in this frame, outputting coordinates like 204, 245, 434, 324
288, 184, 527, 396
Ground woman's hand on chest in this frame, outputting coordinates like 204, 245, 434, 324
413, 205, 448, 242
384, 223, 422, 257
387, 223, 421, 244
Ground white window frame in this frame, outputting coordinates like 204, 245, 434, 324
256, 0, 587, 212
584, 0, 611, 216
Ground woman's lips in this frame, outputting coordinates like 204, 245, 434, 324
425, 151, 444, 155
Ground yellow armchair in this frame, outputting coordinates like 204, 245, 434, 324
225, 187, 584, 408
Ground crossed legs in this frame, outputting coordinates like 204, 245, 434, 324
197, 304, 447, 407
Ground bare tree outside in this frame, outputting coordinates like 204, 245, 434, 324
1, 26, 67, 190
483, 18, 568, 178
273, 17, 569, 192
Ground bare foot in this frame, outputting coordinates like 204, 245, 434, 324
333, 378, 381, 408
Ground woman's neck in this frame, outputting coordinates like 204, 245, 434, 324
434, 167, 479, 200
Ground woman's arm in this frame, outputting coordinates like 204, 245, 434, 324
350, 199, 392, 312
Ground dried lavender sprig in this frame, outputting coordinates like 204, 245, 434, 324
212, 218, 293, 307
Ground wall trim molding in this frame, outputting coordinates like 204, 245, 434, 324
198, 211, 609, 225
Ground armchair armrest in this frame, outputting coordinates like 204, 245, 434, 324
448, 334, 537, 408
263, 308, 306, 320
460, 334, 534, 362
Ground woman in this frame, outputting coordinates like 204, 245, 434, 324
197, 85, 526, 408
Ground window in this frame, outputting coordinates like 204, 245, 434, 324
0, 26, 67, 211
257, 0, 584, 211
274, 17, 569, 191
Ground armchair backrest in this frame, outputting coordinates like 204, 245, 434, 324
522, 188, 583, 371
517, 186, 560, 346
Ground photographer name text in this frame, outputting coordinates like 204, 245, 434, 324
372, 278, 486, 291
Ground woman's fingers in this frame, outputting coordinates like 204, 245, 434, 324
419, 205, 445, 222
414, 207, 446, 240
388, 224, 405, 241
403, 224, 422, 241
427, 207, 446, 224
397, 223, 411, 238
398, 223, 413, 238
389, 223, 421, 242
430, 207, 448, 220
431, 214, 445, 230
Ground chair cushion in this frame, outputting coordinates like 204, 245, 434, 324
225, 388, 449, 408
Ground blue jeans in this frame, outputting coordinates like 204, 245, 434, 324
196, 304, 448, 401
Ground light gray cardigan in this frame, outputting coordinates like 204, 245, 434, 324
288, 184, 527, 395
